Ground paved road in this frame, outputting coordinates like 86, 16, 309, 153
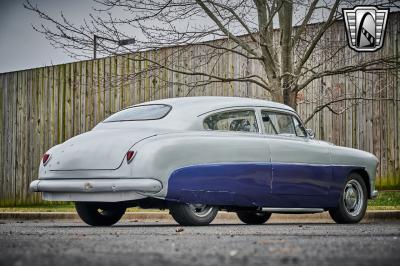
0, 219, 399, 266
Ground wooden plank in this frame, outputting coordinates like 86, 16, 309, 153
396, 16, 400, 187
15, 71, 23, 205
64, 64, 72, 139
93, 59, 99, 124
34, 68, 43, 203
47, 67, 53, 149
1, 74, 10, 205
86, 60, 93, 131
58, 65, 65, 143
381, 71, 388, 188
128, 54, 136, 105
122, 55, 129, 107
0, 74, 3, 206
80, 61, 87, 132
143, 52, 150, 101
52, 67, 59, 146
104, 58, 111, 117
73, 62, 81, 136
11, 72, 18, 205
135, 54, 142, 103
98, 59, 105, 121
117, 56, 123, 109
110, 56, 117, 113
3, 73, 12, 205
41, 67, 47, 155
2, 74, 10, 205
69, 63, 75, 137
22, 70, 30, 204
21, 70, 29, 204
27, 70, 35, 204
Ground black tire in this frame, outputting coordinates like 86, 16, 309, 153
237, 211, 271, 225
75, 202, 126, 226
329, 173, 368, 224
169, 203, 218, 226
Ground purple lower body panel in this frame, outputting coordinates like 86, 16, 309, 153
165, 162, 363, 208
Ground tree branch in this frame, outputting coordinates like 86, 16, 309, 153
292, 0, 319, 45
294, 0, 341, 75
304, 97, 400, 124
297, 57, 399, 91
195, 0, 259, 57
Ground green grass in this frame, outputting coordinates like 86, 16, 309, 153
368, 191, 400, 207
0, 203, 75, 212
1, 191, 399, 212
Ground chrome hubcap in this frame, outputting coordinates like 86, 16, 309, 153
343, 179, 364, 216
188, 204, 214, 217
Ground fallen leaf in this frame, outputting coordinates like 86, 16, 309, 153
175, 227, 184, 233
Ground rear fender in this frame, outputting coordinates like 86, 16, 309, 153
129, 132, 269, 198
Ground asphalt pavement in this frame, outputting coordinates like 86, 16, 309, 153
0, 219, 399, 266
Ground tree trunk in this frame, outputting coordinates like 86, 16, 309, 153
283, 89, 297, 110
270, 90, 284, 103
268, 80, 297, 110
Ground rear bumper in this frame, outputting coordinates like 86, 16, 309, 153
371, 190, 378, 199
29, 178, 163, 193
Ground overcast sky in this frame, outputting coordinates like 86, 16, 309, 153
0, 0, 96, 73
0, 0, 396, 74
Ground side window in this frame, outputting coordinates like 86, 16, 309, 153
203, 110, 259, 133
292, 116, 306, 137
261, 111, 296, 135
261, 112, 277, 134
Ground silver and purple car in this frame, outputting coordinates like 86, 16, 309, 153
29, 97, 378, 226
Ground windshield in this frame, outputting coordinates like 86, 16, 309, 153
103, 104, 171, 122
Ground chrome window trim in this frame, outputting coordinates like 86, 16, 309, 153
259, 108, 308, 138
202, 107, 262, 134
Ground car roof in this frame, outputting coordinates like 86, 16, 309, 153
132, 96, 294, 116
96, 96, 296, 131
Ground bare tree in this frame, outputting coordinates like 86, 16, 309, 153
24, 0, 399, 110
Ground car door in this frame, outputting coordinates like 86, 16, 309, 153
198, 108, 273, 206
261, 110, 332, 196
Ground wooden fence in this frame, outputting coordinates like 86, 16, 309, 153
0, 13, 399, 206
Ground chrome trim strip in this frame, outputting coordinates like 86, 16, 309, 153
261, 207, 324, 213
29, 178, 162, 193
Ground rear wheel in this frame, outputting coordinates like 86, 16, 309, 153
75, 202, 126, 226
237, 211, 271, 224
169, 203, 218, 226
329, 173, 367, 224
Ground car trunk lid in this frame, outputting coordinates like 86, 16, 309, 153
48, 129, 159, 170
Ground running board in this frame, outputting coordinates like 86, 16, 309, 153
261, 207, 324, 214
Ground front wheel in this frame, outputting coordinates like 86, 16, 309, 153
329, 173, 368, 224
75, 202, 126, 226
169, 203, 218, 226
237, 211, 271, 224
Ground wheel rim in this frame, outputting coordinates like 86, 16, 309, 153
187, 204, 214, 217
343, 179, 364, 217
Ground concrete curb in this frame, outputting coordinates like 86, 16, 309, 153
0, 210, 399, 222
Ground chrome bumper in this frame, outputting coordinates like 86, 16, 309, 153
29, 178, 163, 193
371, 190, 379, 199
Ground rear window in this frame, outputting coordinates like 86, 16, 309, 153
103, 104, 171, 122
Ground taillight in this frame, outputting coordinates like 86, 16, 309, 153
126, 151, 135, 163
42, 153, 51, 165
